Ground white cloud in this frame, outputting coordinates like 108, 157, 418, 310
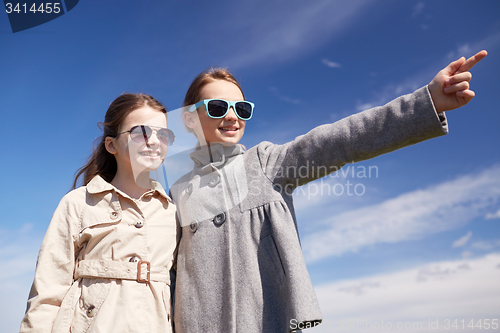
321, 58, 342, 68
412, 2, 425, 18
462, 251, 473, 258
353, 75, 427, 113
353, 31, 500, 114
302, 165, 500, 262
452, 231, 473, 248
471, 239, 500, 251
221, 0, 375, 69
268, 86, 302, 105
485, 209, 500, 219
355, 101, 377, 112
312, 253, 500, 333
446, 31, 500, 62
447, 44, 472, 60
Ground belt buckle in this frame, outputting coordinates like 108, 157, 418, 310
137, 260, 151, 283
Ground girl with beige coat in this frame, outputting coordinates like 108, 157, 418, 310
20, 94, 178, 332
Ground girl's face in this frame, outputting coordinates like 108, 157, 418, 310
189, 79, 246, 146
108, 106, 168, 177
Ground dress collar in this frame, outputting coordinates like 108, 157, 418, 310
86, 175, 172, 202
190, 143, 245, 168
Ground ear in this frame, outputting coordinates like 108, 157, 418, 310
183, 111, 197, 129
105, 136, 117, 155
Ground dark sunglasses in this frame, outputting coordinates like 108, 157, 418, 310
116, 125, 175, 146
189, 99, 254, 120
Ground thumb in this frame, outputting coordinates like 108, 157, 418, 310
444, 57, 466, 75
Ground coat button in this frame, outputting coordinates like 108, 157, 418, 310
190, 221, 198, 233
135, 221, 144, 228
213, 213, 226, 226
129, 256, 139, 263
186, 183, 193, 194
87, 305, 96, 317
110, 211, 119, 219
208, 174, 220, 187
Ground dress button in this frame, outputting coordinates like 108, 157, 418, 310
87, 305, 96, 317
110, 211, 119, 219
135, 221, 144, 228
213, 213, 226, 226
186, 183, 193, 194
190, 221, 198, 233
129, 256, 139, 263
209, 174, 220, 187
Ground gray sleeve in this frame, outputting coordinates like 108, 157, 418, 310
257, 86, 448, 189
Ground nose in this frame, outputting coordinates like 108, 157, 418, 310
146, 131, 161, 146
224, 106, 238, 121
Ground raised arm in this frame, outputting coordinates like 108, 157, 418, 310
428, 50, 487, 112
260, 85, 447, 189
259, 51, 487, 191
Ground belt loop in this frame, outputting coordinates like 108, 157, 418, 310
137, 260, 151, 283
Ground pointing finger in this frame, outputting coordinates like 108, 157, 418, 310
456, 50, 488, 74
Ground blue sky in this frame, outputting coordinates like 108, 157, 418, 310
1, 0, 500, 331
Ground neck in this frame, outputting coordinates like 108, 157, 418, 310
200, 141, 237, 148
111, 168, 151, 199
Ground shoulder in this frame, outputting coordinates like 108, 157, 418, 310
248, 141, 284, 158
58, 186, 87, 207
46, 186, 88, 232
57, 176, 110, 213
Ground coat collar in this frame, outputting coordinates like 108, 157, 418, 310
86, 175, 172, 202
190, 143, 245, 168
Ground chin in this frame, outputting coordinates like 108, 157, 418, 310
218, 135, 243, 146
219, 140, 239, 146
133, 158, 163, 173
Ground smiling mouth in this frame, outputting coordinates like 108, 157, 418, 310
219, 127, 238, 131
139, 151, 162, 157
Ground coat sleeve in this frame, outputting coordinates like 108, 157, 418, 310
257, 86, 448, 190
20, 190, 81, 333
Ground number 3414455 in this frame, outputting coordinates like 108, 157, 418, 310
5, 3, 62, 14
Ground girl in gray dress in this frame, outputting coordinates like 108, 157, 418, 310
171, 51, 486, 333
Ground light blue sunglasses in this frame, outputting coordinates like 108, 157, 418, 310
189, 99, 254, 120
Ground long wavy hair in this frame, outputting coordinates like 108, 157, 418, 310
72, 93, 167, 189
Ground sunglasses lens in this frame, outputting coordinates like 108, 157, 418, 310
157, 128, 175, 146
130, 126, 151, 143
235, 102, 252, 120
207, 100, 229, 118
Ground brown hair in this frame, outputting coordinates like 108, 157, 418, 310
183, 67, 245, 107
72, 93, 167, 189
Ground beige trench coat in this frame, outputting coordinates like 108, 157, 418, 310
20, 175, 178, 333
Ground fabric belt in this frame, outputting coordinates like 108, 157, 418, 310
74, 259, 170, 284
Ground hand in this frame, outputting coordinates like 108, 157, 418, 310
428, 50, 487, 112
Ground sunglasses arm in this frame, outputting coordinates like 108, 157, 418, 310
189, 101, 205, 112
